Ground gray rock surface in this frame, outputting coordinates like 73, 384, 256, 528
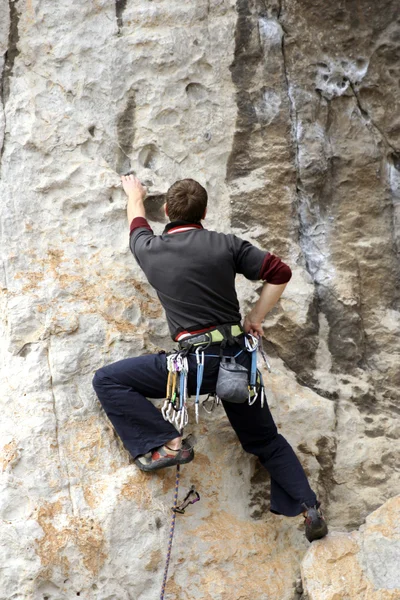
0, 0, 399, 598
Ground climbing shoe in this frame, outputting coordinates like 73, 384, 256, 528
134, 438, 194, 472
303, 502, 328, 542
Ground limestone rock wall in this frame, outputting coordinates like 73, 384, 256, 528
0, 0, 399, 598
302, 496, 400, 600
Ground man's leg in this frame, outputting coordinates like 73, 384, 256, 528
187, 346, 318, 517
93, 353, 181, 459
222, 398, 317, 517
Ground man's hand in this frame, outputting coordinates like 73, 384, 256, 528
243, 315, 263, 338
122, 175, 147, 224
121, 174, 147, 200
243, 282, 288, 338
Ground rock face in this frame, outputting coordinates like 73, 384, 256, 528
0, 0, 399, 599
302, 496, 400, 600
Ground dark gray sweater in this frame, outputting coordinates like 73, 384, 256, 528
129, 218, 291, 340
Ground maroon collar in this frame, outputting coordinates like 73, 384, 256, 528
163, 221, 204, 234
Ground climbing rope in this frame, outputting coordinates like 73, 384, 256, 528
160, 464, 181, 600
160, 465, 200, 599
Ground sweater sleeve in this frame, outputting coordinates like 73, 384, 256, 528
130, 217, 153, 234
259, 252, 292, 284
229, 235, 266, 280
129, 217, 154, 265
229, 235, 292, 283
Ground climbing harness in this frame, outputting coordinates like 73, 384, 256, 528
177, 323, 244, 349
161, 330, 272, 425
160, 464, 200, 600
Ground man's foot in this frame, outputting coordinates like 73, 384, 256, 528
134, 438, 194, 472
303, 502, 328, 542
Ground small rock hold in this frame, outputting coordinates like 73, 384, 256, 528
390, 152, 400, 171
295, 577, 303, 593
204, 132, 211, 141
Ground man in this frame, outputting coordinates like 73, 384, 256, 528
93, 174, 328, 542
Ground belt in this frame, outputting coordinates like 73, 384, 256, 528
178, 324, 244, 350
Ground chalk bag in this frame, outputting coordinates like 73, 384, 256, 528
215, 356, 249, 403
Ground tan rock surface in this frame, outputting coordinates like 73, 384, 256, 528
302, 496, 400, 600
0, 0, 399, 598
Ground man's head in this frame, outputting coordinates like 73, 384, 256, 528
165, 179, 208, 222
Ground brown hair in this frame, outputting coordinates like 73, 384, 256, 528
166, 179, 208, 222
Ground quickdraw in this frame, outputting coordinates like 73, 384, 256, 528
245, 334, 270, 407
202, 393, 221, 414
162, 352, 189, 429
172, 485, 200, 514
259, 344, 272, 372
245, 334, 259, 405
194, 347, 205, 423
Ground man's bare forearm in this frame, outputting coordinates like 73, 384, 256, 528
127, 193, 146, 224
250, 282, 287, 321
243, 282, 287, 336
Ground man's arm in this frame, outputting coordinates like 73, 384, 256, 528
121, 174, 147, 224
243, 282, 287, 337
232, 239, 292, 337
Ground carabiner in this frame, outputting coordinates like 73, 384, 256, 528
195, 346, 205, 365
179, 405, 188, 430
245, 333, 259, 353
195, 348, 205, 424
259, 342, 272, 372
248, 386, 259, 406
161, 398, 170, 421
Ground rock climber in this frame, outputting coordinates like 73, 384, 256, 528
92, 174, 328, 542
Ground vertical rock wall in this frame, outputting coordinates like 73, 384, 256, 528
0, 0, 399, 598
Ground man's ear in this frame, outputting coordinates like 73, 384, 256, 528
164, 203, 169, 217
202, 207, 207, 220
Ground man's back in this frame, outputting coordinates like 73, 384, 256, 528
130, 220, 266, 339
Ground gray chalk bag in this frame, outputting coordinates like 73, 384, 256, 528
215, 357, 249, 403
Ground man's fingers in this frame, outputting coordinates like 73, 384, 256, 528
120, 174, 141, 185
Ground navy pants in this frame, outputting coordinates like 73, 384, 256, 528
93, 344, 317, 516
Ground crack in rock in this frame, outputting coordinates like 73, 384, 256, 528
46, 344, 75, 515
116, 87, 136, 173
0, 0, 20, 169
349, 81, 399, 154
1, 0, 20, 105
115, 0, 128, 33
